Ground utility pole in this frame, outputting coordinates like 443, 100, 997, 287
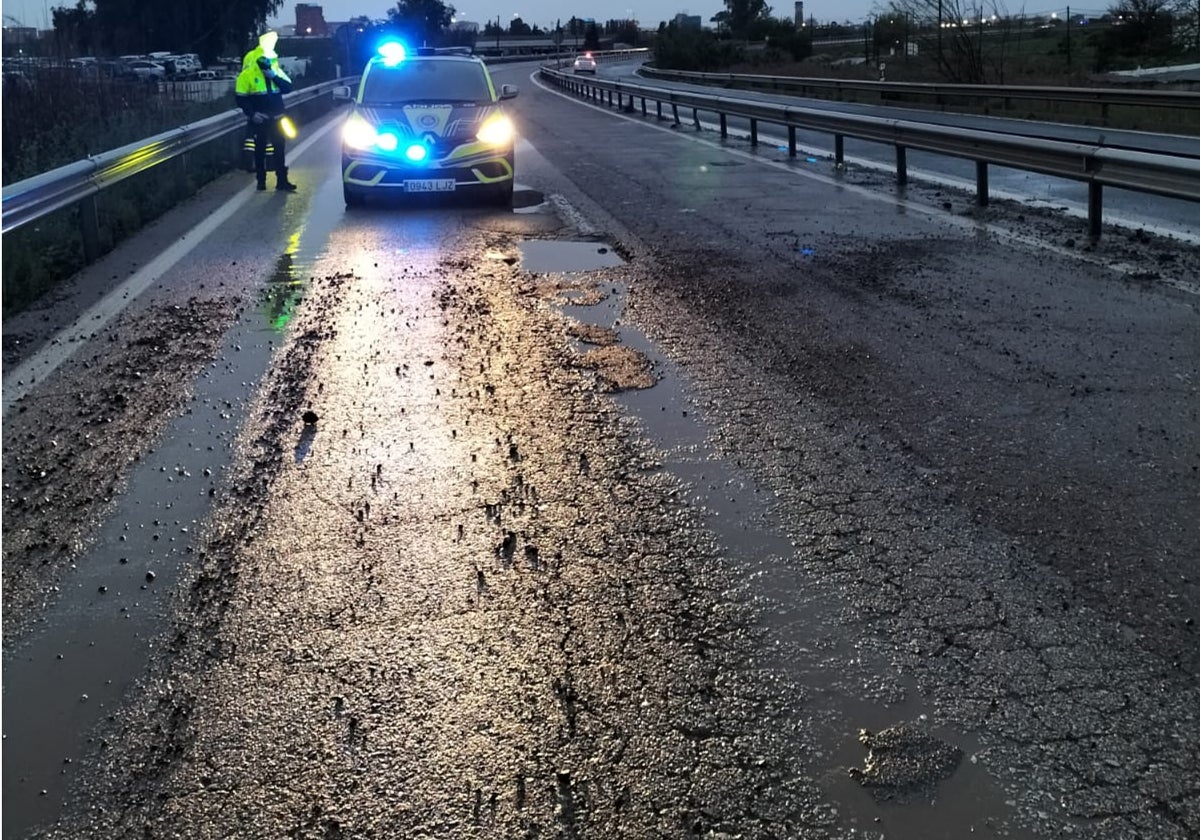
496, 14, 501, 52
937, 0, 943, 66
1065, 5, 1071, 70
977, 5, 984, 70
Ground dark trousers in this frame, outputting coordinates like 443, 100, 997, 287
251, 119, 287, 177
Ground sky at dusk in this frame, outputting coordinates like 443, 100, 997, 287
2, 0, 1096, 37
270, 0, 732, 29
0, 0, 884, 35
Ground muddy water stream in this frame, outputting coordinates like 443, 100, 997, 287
530, 239, 1016, 839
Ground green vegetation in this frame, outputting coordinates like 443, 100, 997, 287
654, 25, 746, 70
1, 81, 335, 317
51, 0, 284, 63
1, 72, 235, 186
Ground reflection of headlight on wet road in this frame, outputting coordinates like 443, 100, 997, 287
279, 116, 297, 139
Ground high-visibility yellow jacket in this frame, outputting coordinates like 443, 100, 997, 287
235, 45, 293, 119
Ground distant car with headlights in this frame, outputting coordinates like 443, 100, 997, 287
572, 53, 597, 74
334, 44, 518, 207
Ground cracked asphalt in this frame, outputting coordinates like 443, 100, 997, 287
3, 61, 1199, 839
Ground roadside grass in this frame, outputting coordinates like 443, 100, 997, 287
2, 68, 244, 316
2, 133, 240, 317
1, 68, 237, 185
1, 69, 333, 318
722, 32, 1200, 134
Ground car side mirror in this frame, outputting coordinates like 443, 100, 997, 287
332, 85, 352, 102
499, 84, 518, 100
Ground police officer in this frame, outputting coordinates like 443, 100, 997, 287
235, 31, 297, 191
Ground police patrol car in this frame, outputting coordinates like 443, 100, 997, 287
335, 43, 518, 207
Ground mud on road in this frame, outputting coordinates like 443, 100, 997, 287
23, 216, 846, 838
5, 171, 1200, 839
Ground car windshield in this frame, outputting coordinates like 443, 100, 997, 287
362, 60, 493, 105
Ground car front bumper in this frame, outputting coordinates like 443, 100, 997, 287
342, 144, 514, 192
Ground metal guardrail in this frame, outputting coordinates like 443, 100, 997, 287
1, 77, 355, 256
540, 66, 1200, 237
639, 66, 1200, 114
0, 54, 645, 255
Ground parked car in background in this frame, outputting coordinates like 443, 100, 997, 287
121, 60, 166, 80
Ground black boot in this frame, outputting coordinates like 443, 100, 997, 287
256, 171, 267, 191
276, 167, 298, 192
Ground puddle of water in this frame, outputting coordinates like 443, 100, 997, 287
547, 269, 1018, 839
517, 240, 624, 274
261, 250, 306, 334
1, 191, 347, 836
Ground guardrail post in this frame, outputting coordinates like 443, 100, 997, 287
788, 126, 797, 157
79, 194, 101, 261
616, 92, 622, 109
657, 101, 663, 120
896, 145, 907, 185
1101, 102, 1110, 125
975, 161, 989, 206
641, 97, 647, 116
750, 119, 758, 146
1088, 183, 1103, 238
672, 104, 680, 125
693, 108, 701, 129
175, 151, 189, 197
835, 135, 844, 165
720, 113, 727, 137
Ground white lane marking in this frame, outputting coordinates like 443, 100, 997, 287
530, 71, 1200, 293
2, 117, 341, 417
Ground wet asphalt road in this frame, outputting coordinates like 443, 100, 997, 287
3, 60, 1199, 839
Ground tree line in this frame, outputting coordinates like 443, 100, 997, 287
49, 0, 283, 61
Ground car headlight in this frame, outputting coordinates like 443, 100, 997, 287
343, 114, 378, 150
476, 115, 514, 146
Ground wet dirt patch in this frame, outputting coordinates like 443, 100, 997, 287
566, 320, 620, 346
534, 276, 610, 307
577, 344, 657, 392
1, 297, 239, 645
849, 723, 964, 802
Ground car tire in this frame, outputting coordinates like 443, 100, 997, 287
344, 186, 366, 207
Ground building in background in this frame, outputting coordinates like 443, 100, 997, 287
296, 3, 328, 37
794, 2, 804, 28
672, 13, 701, 28
2, 25, 39, 48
